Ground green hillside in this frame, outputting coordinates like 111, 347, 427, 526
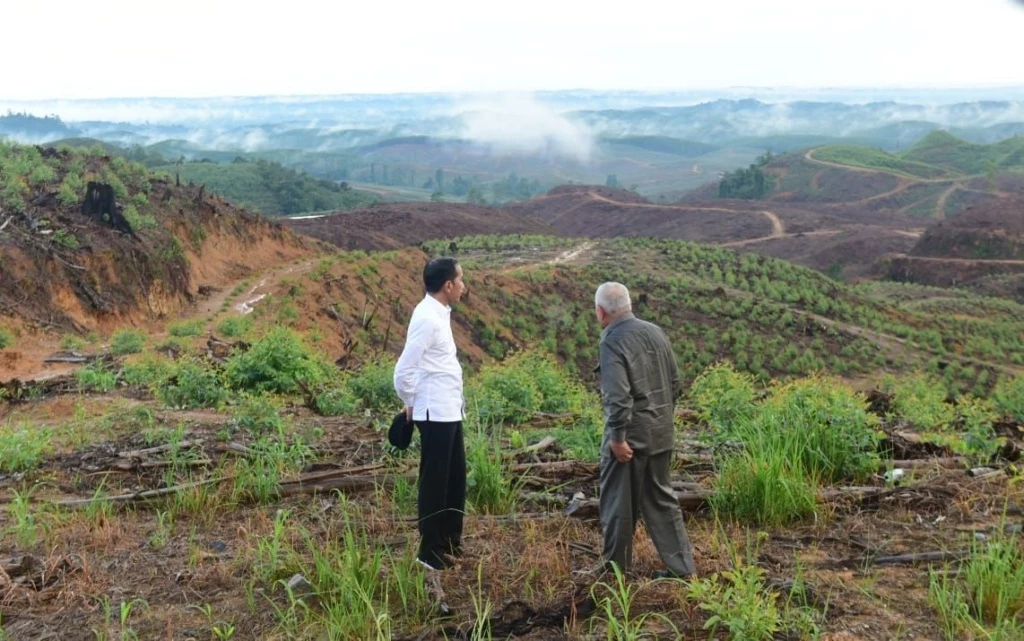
812, 144, 954, 179
904, 130, 1024, 175
151, 159, 379, 215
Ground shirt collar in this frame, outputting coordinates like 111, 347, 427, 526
424, 294, 451, 317
601, 311, 635, 340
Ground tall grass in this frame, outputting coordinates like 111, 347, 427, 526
929, 536, 1024, 640
710, 375, 879, 525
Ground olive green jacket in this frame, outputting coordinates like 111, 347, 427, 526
598, 313, 681, 454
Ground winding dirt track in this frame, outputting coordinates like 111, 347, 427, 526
584, 191, 785, 240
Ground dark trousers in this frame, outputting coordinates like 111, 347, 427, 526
416, 419, 466, 565
599, 447, 696, 577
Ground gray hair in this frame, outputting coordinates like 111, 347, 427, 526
595, 282, 632, 315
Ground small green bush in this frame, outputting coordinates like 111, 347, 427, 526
110, 328, 146, 355
232, 393, 285, 436
0, 328, 13, 349
883, 372, 955, 430
217, 315, 252, 338
0, 424, 50, 473
168, 319, 204, 338
690, 362, 758, 433
225, 327, 331, 394
991, 374, 1024, 422
346, 359, 399, 414
156, 360, 228, 409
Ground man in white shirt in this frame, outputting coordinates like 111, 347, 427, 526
393, 257, 467, 570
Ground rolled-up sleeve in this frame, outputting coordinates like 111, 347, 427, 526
599, 341, 633, 442
393, 316, 436, 407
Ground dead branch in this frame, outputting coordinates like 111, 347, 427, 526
525, 436, 558, 453
118, 440, 203, 459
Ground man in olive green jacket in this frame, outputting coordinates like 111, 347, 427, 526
592, 281, 696, 579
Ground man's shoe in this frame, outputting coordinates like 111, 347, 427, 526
417, 551, 454, 571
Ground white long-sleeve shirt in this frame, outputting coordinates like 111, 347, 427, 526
393, 295, 465, 422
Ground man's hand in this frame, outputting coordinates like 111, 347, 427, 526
610, 439, 633, 463
404, 406, 413, 423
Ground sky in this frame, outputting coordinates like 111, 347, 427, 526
5, 0, 1024, 100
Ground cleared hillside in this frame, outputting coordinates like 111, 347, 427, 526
0, 143, 317, 374
280, 202, 554, 251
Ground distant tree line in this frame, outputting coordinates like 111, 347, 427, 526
719, 152, 775, 199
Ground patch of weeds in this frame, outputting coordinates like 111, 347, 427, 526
110, 328, 146, 355
0, 327, 13, 349
121, 353, 176, 388
59, 334, 87, 350
346, 358, 399, 414
148, 510, 174, 550
76, 363, 118, 393
232, 436, 311, 503
466, 427, 520, 515
992, 373, 1024, 422
8, 489, 41, 547
225, 326, 331, 394
217, 315, 252, 339
155, 360, 228, 409
686, 531, 819, 641
883, 372, 955, 430
590, 563, 678, 640
168, 319, 204, 337
312, 382, 361, 417
690, 361, 759, 432
231, 393, 285, 436
929, 535, 1024, 640
0, 423, 50, 472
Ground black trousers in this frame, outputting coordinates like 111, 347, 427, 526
416, 419, 466, 564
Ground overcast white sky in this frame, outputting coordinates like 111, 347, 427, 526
5, 0, 1023, 100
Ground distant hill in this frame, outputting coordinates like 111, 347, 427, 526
150, 159, 379, 215
602, 136, 718, 157
911, 197, 1024, 260
903, 130, 1024, 175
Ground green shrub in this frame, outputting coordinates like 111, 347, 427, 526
883, 373, 955, 430
225, 327, 331, 394
217, 315, 252, 338
690, 362, 758, 433
59, 334, 87, 350
168, 319, 204, 338
53, 230, 79, 250
991, 374, 1024, 422
0, 424, 50, 473
76, 363, 117, 392
0, 327, 13, 349
346, 359, 399, 414
110, 328, 146, 355
232, 393, 284, 436
756, 376, 880, 483
156, 360, 228, 409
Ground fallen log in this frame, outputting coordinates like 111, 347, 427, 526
566, 485, 895, 520
118, 440, 203, 459
825, 549, 970, 570
510, 460, 597, 476
525, 436, 558, 453
56, 476, 227, 507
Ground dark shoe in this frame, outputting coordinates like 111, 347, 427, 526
653, 569, 692, 580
